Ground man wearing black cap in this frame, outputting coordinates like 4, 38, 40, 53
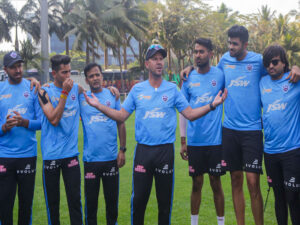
0, 51, 41, 225
84, 44, 227, 225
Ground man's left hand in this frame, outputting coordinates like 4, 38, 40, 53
27, 77, 41, 93
117, 151, 125, 168
287, 66, 300, 83
107, 86, 120, 100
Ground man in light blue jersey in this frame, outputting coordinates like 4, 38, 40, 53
37, 55, 84, 225
179, 38, 225, 225
260, 45, 300, 225
80, 63, 126, 225
0, 51, 41, 225
84, 44, 227, 225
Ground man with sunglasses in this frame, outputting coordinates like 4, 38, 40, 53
179, 38, 225, 225
260, 45, 300, 225
84, 44, 227, 225
181, 25, 300, 225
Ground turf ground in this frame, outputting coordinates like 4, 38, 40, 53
12, 112, 282, 225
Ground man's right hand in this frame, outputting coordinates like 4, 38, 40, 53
83, 92, 100, 108
2, 115, 18, 133
180, 143, 188, 160
62, 78, 73, 93
180, 66, 193, 81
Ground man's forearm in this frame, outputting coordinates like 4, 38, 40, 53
117, 122, 126, 148
94, 103, 127, 122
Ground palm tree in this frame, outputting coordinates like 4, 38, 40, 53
19, 39, 41, 71
0, 0, 14, 43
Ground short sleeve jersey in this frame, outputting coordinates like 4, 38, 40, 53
218, 51, 266, 130
0, 79, 40, 158
260, 72, 300, 154
40, 83, 80, 160
80, 89, 121, 162
181, 67, 225, 146
122, 80, 189, 145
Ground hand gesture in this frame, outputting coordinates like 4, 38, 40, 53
62, 78, 73, 93
212, 88, 228, 108
83, 92, 100, 108
107, 86, 120, 100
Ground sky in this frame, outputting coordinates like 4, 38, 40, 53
1, 0, 299, 51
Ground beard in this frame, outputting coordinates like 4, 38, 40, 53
196, 60, 209, 69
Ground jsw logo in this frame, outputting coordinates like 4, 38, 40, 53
195, 92, 213, 104
267, 99, 287, 112
143, 108, 166, 119
7, 104, 27, 115
228, 76, 250, 87
88, 113, 108, 124
63, 109, 77, 118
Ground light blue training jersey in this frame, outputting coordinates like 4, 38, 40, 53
40, 83, 80, 160
218, 51, 267, 130
122, 79, 189, 145
181, 67, 225, 146
80, 89, 121, 162
0, 79, 41, 158
260, 72, 300, 154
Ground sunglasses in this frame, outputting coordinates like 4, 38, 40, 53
147, 44, 163, 51
267, 59, 280, 67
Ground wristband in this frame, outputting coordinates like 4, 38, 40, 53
60, 94, 67, 100
209, 102, 216, 111
62, 90, 69, 96
120, 147, 127, 153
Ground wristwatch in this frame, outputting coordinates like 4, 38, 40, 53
120, 146, 127, 153
209, 102, 216, 111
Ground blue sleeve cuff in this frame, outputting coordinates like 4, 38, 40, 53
28, 120, 41, 130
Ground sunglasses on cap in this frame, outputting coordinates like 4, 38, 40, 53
147, 44, 164, 51
266, 59, 280, 67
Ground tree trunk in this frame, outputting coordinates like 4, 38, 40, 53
86, 41, 90, 64
15, 25, 19, 52
65, 37, 69, 55
118, 48, 125, 93
167, 48, 172, 81
104, 45, 108, 69
123, 44, 127, 70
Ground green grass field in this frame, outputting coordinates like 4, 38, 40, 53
12, 113, 281, 225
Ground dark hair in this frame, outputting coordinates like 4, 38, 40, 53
263, 45, 289, 72
194, 38, 213, 51
228, 25, 249, 43
84, 63, 102, 77
51, 55, 71, 72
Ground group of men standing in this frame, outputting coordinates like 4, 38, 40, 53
0, 24, 299, 225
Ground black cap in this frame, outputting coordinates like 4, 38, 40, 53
3, 51, 24, 68
145, 44, 167, 60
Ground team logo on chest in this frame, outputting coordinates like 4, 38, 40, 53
211, 80, 217, 87
23, 91, 29, 98
105, 100, 111, 107
282, 84, 289, 93
162, 95, 168, 102
246, 64, 253, 71
71, 94, 76, 100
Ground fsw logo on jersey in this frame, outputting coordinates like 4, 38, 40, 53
143, 108, 166, 119
267, 99, 287, 113
195, 92, 213, 104
7, 104, 27, 115
88, 112, 109, 124
228, 76, 250, 88
63, 109, 77, 118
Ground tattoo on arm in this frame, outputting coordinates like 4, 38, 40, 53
38, 90, 49, 105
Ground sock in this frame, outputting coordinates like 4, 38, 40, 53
217, 216, 225, 225
191, 215, 198, 225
